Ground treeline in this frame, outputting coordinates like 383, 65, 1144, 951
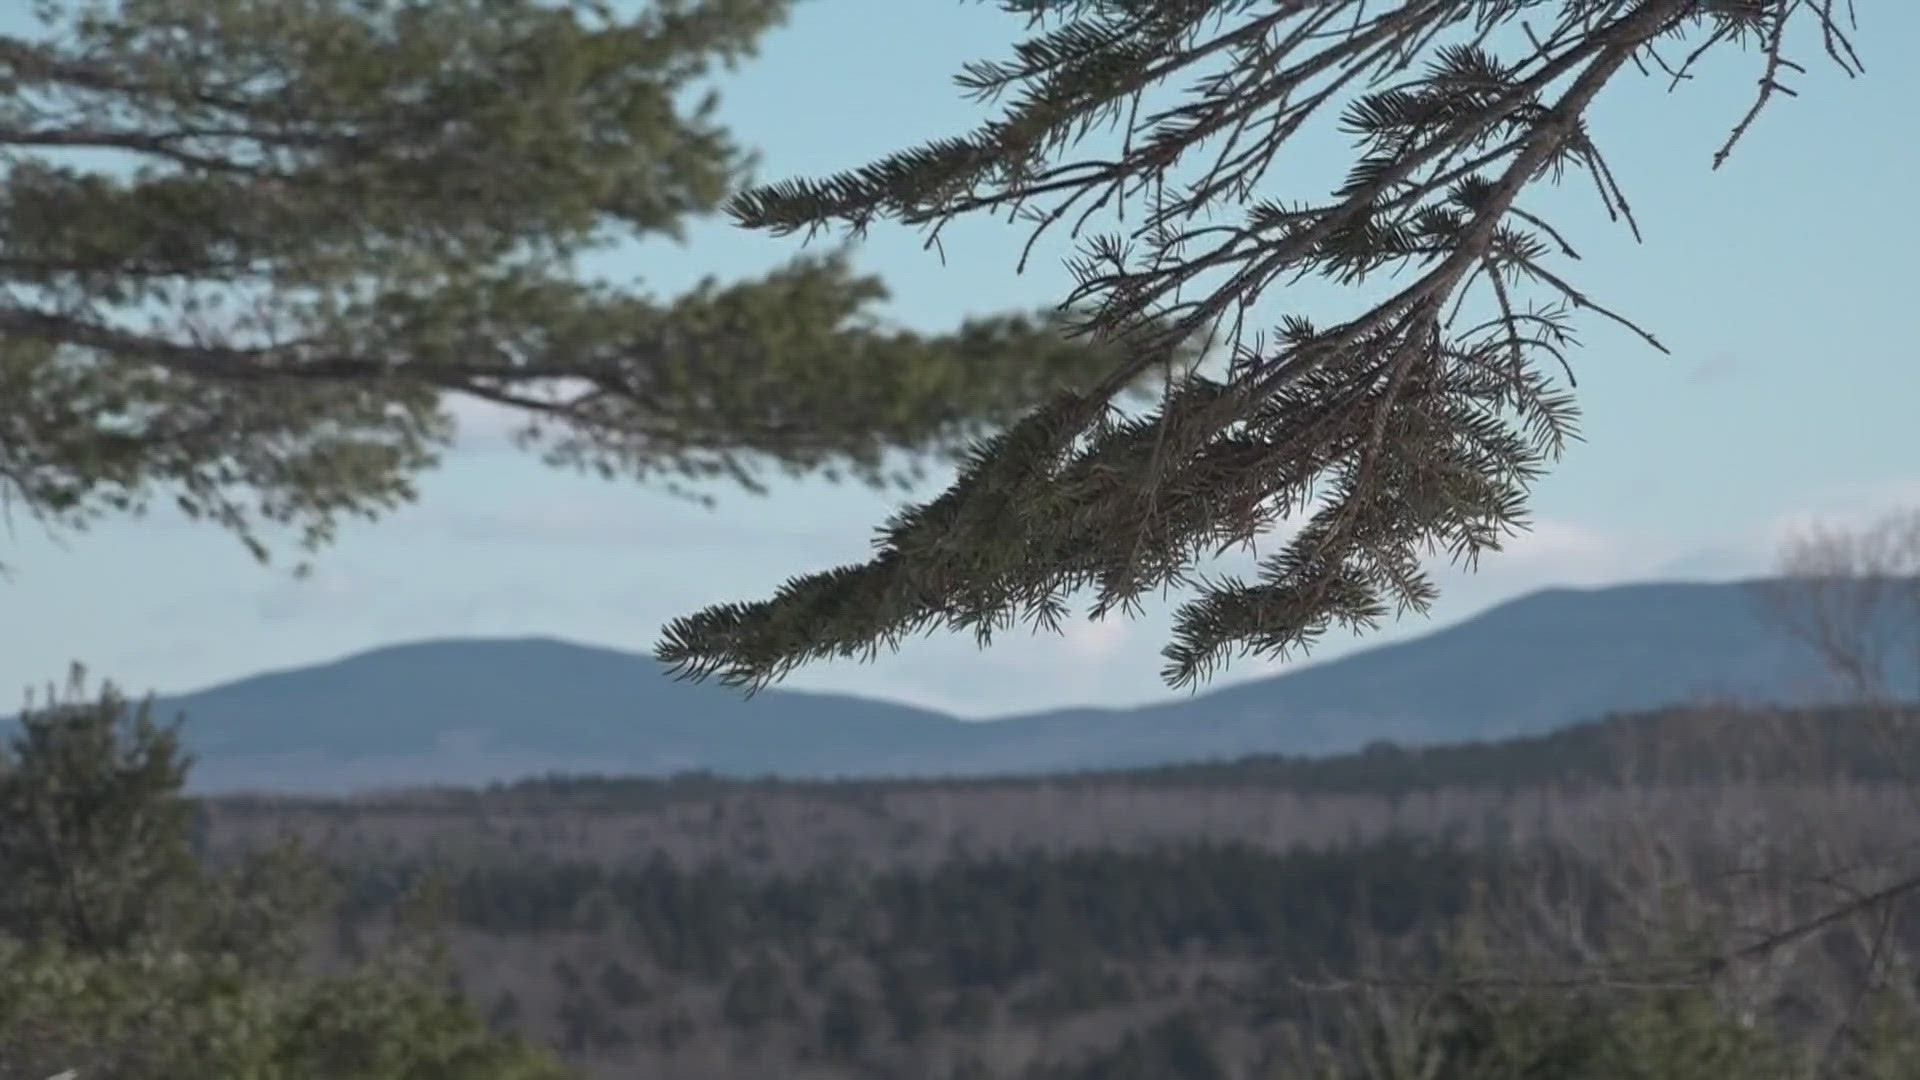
206, 702, 1920, 817
264, 702, 1920, 1078
1130, 702, 1920, 790
342, 835, 1488, 985
20, 686, 1920, 1079
311, 807, 1920, 1079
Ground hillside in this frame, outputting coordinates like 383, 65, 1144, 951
115, 578, 1905, 794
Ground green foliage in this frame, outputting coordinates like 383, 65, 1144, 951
0, 933, 576, 1076
0, 668, 580, 1080
0, 0, 1171, 569
660, 0, 1864, 692
1304, 986, 1787, 1080
343, 836, 1483, 997
0, 665, 198, 953
1835, 994, 1920, 1080
0, 940, 576, 1080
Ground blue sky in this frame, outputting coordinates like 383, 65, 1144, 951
2, 1, 1915, 717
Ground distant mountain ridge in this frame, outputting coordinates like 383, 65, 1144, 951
43, 578, 1912, 795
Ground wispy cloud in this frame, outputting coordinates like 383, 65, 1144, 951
1438, 516, 1677, 592
1636, 477, 1920, 582
1061, 617, 1130, 660
1764, 477, 1920, 546
1493, 518, 1624, 568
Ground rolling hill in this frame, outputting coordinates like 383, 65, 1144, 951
77, 578, 1906, 794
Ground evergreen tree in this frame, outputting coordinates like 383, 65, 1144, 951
660, 0, 1864, 692
0, 669, 579, 1080
0, 0, 1176, 571
0, 665, 198, 954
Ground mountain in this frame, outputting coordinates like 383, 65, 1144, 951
154, 638, 979, 794
1000, 578, 1878, 769
77, 579, 1905, 795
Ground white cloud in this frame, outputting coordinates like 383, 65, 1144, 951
1444, 517, 1671, 591
1611, 476, 1920, 582
1494, 518, 1623, 566
1763, 477, 1920, 550
1061, 616, 1130, 660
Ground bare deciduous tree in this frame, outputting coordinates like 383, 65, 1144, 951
1754, 508, 1920, 705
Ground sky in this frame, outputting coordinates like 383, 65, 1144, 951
1, 1, 1915, 718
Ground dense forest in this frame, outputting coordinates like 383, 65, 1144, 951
187, 703, 1920, 1079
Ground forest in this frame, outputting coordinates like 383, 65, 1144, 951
184, 702, 1920, 1079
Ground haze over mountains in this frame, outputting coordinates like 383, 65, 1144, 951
94, 577, 1901, 795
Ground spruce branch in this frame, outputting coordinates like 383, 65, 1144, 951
664, 0, 1859, 693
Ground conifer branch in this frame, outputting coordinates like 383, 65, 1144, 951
0, 0, 1169, 570
665, 0, 1859, 693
